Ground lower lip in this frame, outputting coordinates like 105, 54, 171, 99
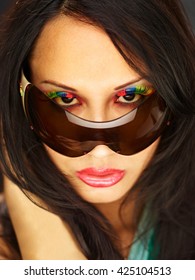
76, 168, 125, 188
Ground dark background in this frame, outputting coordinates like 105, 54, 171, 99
0, 0, 194, 27
0, 0, 14, 14
183, 0, 195, 29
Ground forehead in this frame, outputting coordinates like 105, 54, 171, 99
30, 15, 138, 84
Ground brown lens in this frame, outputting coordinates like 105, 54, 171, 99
24, 85, 169, 157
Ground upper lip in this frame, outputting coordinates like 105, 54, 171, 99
76, 168, 124, 176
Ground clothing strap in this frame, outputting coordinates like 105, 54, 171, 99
128, 207, 158, 260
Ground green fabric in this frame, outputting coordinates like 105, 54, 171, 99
128, 207, 158, 260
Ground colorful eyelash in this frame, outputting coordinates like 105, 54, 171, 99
117, 86, 156, 97
47, 91, 75, 99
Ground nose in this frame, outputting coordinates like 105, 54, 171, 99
87, 144, 117, 158
83, 106, 109, 122
81, 95, 116, 121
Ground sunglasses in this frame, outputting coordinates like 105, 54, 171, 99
20, 74, 169, 157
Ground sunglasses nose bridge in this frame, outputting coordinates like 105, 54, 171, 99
82, 130, 121, 155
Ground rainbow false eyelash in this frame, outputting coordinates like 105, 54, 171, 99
46, 86, 155, 99
47, 91, 74, 99
46, 86, 156, 102
117, 85, 156, 97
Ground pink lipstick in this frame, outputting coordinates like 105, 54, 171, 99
76, 168, 125, 188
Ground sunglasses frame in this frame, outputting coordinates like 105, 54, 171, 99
20, 72, 170, 157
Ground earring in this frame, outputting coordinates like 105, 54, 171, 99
167, 121, 171, 126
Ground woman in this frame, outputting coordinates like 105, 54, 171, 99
0, 0, 194, 260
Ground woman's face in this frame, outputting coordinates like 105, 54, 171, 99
29, 15, 159, 204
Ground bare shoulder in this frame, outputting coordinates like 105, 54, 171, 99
3, 176, 87, 260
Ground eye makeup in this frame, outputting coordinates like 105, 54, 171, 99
47, 91, 75, 99
43, 84, 156, 111
46, 91, 80, 108
116, 85, 156, 97
45, 85, 155, 100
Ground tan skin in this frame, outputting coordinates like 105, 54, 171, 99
3, 15, 159, 259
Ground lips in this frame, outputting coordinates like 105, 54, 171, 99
76, 168, 125, 188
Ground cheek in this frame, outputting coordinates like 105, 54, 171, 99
44, 144, 74, 171
121, 140, 159, 189
128, 139, 160, 172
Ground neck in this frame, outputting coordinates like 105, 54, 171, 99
94, 193, 142, 258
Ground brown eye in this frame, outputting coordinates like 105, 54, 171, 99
47, 91, 80, 107
56, 96, 79, 106
116, 93, 141, 104
123, 93, 136, 101
61, 96, 76, 104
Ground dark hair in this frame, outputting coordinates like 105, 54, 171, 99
0, 0, 195, 259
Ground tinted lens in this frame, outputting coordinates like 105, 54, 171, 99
24, 85, 169, 157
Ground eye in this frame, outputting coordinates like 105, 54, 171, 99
115, 85, 156, 104
47, 91, 80, 108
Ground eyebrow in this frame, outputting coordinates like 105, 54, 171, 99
41, 80, 78, 92
41, 77, 143, 92
114, 77, 142, 90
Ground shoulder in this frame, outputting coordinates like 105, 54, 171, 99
3, 177, 87, 260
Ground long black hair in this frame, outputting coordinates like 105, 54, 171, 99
0, 0, 195, 259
